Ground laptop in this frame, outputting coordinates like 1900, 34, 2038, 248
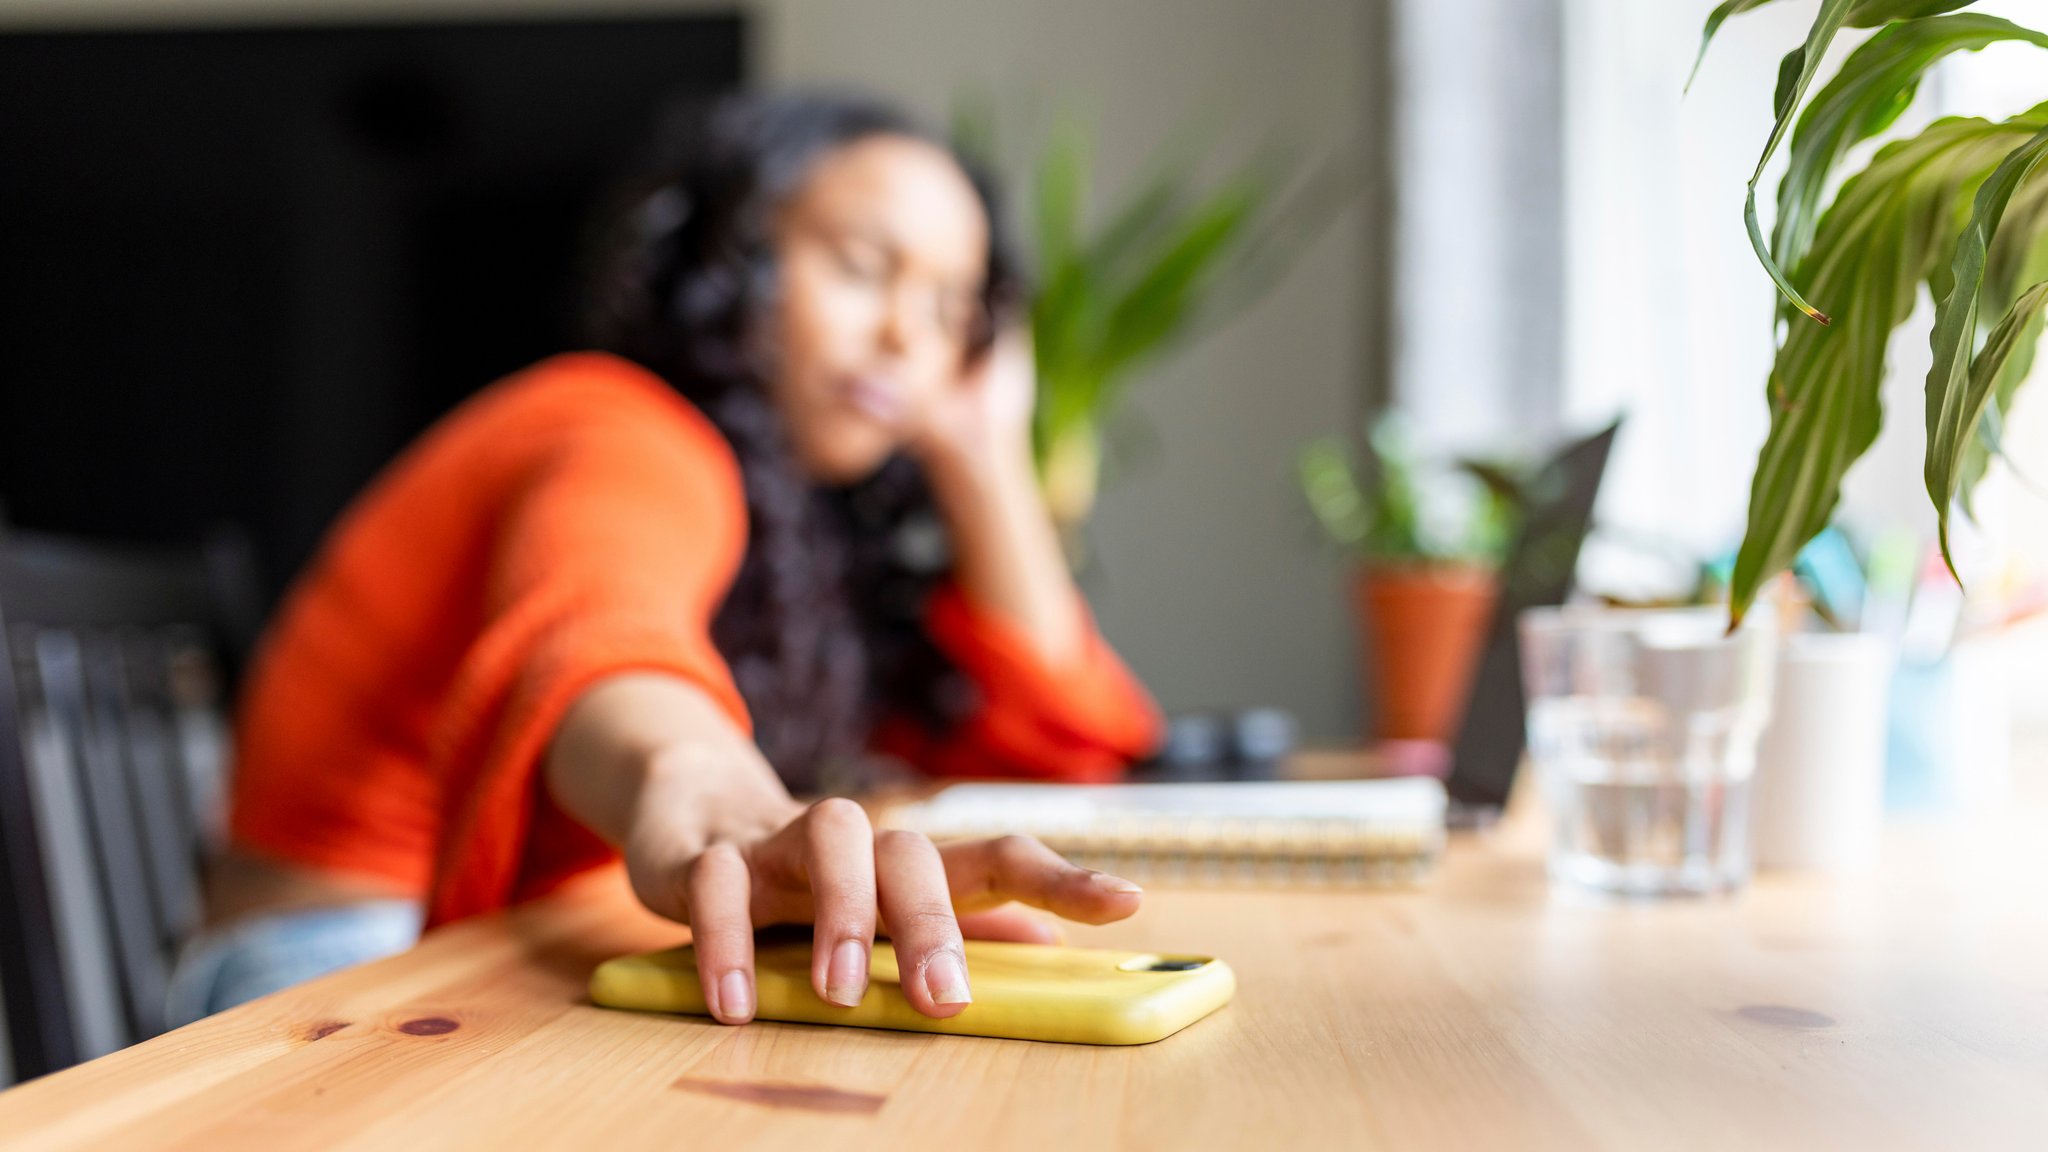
1442, 419, 1621, 820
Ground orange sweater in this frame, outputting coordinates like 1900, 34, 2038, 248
228, 353, 1160, 928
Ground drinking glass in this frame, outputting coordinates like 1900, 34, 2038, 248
1519, 605, 1777, 896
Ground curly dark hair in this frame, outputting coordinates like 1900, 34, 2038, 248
581, 91, 1020, 791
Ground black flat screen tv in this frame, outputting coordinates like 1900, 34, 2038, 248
0, 15, 746, 600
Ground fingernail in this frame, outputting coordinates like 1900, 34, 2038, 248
925, 951, 972, 1005
1090, 871, 1144, 895
718, 970, 753, 1022
826, 939, 868, 1007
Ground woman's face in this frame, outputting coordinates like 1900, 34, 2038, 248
768, 133, 991, 483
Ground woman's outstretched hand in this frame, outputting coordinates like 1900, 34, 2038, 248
549, 652, 1139, 1030
643, 797, 1143, 1024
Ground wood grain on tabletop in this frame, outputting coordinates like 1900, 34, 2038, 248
2, 803, 2046, 1151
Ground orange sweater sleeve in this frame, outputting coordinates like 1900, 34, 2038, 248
423, 379, 751, 927
874, 584, 1163, 783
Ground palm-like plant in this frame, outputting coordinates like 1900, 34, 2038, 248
1028, 122, 1273, 541
1693, 2, 2048, 625
955, 103, 1341, 552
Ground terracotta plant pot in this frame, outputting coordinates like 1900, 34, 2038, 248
1352, 563, 1499, 743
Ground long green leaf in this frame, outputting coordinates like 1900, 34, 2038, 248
1958, 188, 2048, 511
1085, 172, 1185, 283
1959, 284, 2048, 515
1029, 118, 1093, 451
1698, 0, 1980, 324
1035, 117, 1087, 279
1730, 111, 2046, 623
1855, 0, 1982, 20
1746, 0, 1861, 325
1850, 0, 1986, 20
1031, 257, 1093, 445
1692, 0, 1979, 89
1924, 125, 2048, 572
1077, 131, 1218, 284
1091, 180, 1261, 399
1773, 15, 2048, 280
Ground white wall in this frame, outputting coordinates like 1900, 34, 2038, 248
1, 0, 1380, 741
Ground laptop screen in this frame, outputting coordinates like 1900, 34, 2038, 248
1444, 420, 1621, 809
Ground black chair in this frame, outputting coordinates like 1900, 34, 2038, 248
0, 525, 261, 1081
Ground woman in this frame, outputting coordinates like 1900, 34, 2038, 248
168, 92, 1161, 1028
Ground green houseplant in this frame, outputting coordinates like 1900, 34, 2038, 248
956, 104, 1339, 552
1299, 420, 1515, 742
1692, 1, 2048, 625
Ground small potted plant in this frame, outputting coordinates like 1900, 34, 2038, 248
1299, 419, 1516, 745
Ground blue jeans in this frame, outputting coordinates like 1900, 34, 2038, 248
164, 899, 424, 1029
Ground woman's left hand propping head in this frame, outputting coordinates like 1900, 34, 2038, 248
907, 324, 1036, 471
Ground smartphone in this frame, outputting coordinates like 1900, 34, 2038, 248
589, 936, 1235, 1046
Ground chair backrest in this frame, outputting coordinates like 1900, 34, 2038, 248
0, 526, 259, 1081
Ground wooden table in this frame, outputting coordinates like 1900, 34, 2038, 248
3, 808, 2045, 1151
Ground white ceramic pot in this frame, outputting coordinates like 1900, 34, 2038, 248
1752, 632, 1890, 873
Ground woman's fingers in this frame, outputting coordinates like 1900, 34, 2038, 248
943, 834, 1143, 925
684, 842, 756, 1025
797, 797, 878, 1008
874, 829, 973, 1018
685, 823, 1122, 1026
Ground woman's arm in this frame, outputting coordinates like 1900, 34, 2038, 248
884, 328, 1163, 780
543, 672, 1144, 1026
543, 673, 800, 894
912, 330, 1085, 667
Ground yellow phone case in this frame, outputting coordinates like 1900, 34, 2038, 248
589, 937, 1235, 1045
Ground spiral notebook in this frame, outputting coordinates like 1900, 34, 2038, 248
882, 778, 1447, 888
